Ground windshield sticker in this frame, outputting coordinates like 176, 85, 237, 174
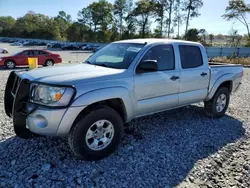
127, 47, 141, 52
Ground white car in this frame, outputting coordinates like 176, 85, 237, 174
0, 48, 8, 53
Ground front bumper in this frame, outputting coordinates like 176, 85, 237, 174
4, 71, 83, 137
26, 105, 85, 136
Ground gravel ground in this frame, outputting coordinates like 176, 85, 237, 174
0, 68, 250, 188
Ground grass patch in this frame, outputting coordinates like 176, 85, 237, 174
212, 57, 250, 66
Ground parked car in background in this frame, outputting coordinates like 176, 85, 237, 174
34, 41, 47, 46
61, 44, 79, 50
93, 46, 103, 53
11, 42, 23, 46
23, 41, 36, 46
0, 49, 62, 69
79, 44, 87, 50
50, 43, 64, 48
82, 44, 95, 51
4, 39, 243, 160
0, 48, 8, 53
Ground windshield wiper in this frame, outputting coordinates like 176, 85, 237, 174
96, 63, 116, 68
84, 60, 92, 65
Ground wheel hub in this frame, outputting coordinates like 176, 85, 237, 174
85, 120, 114, 151
216, 94, 226, 112
94, 128, 105, 139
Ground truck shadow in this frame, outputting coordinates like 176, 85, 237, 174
0, 105, 245, 187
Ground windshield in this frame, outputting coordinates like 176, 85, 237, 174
85, 43, 145, 69
12, 51, 22, 56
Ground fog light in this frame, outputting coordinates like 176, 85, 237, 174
35, 115, 48, 128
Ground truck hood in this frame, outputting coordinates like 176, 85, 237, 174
21, 64, 127, 85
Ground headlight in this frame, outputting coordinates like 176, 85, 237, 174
31, 84, 75, 107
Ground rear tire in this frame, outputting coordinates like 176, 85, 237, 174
204, 87, 230, 118
5, 60, 16, 69
3, 50, 8, 53
44, 59, 54, 66
68, 106, 124, 161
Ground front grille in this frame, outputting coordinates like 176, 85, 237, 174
12, 76, 21, 96
4, 71, 31, 118
4, 72, 21, 117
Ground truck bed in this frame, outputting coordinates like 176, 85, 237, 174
209, 62, 242, 67
208, 62, 243, 94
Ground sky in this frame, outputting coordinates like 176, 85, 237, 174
0, 0, 249, 36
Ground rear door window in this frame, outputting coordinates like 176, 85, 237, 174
32, 50, 40, 56
179, 45, 203, 69
39, 51, 48, 55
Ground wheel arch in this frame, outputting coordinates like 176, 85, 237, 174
56, 87, 135, 136
205, 74, 234, 101
4, 59, 16, 65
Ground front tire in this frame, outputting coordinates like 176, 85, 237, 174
68, 106, 124, 160
204, 87, 230, 118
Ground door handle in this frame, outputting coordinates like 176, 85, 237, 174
200, 72, 208, 77
170, 75, 179, 81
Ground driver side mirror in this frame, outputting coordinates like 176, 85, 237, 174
136, 60, 158, 74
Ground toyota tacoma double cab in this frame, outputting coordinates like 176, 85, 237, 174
4, 39, 243, 160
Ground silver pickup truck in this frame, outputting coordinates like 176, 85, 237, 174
4, 39, 243, 160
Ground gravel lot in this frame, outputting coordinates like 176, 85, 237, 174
0, 46, 250, 187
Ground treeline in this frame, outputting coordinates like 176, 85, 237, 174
0, 0, 249, 44
0, 0, 204, 42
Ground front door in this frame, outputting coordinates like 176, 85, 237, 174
134, 45, 180, 117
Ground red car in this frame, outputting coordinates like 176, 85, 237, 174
0, 49, 62, 69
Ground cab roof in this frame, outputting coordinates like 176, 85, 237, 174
113, 38, 201, 45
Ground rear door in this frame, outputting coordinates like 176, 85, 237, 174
134, 45, 180, 116
38, 50, 48, 65
178, 45, 210, 105
27, 50, 45, 65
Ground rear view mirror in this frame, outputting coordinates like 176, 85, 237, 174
136, 60, 158, 74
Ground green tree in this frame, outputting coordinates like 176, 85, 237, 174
222, 0, 250, 37
0, 16, 16, 36
123, 0, 137, 39
114, 0, 128, 36
66, 22, 90, 42
226, 29, 242, 47
89, 0, 113, 32
166, 0, 175, 38
184, 28, 201, 41
133, 0, 156, 38
183, 0, 203, 35
175, 0, 183, 38
77, 0, 114, 42
78, 8, 93, 29
209, 34, 214, 44
199, 28, 207, 42
57, 11, 72, 22
154, 0, 167, 37
11, 12, 61, 40
54, 11, 72, 40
